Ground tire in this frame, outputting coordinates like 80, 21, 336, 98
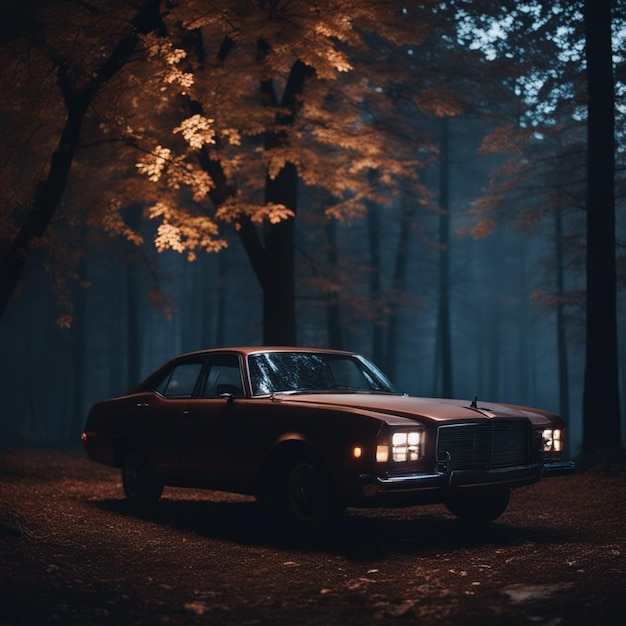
444, 486, 510, 523
121, 447, 164, 505
283, 460, 343, 528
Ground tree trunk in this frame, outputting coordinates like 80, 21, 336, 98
325, 219, 344, 350
385, 198, 415, 380
214, 251, 228, 347
255, 58, 312, 345
554, 201, 570, 430
368, 201, 384, 364
72, 259, 87, 441
582, 0, 621, 451
122, 204, 144, 386
437, 117, 453, 397
187, 30, 316, 346
260, 197, 297, 345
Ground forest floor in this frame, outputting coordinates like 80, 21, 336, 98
1, 447, 626, 626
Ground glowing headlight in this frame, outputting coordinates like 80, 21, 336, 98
542, 428, 562, 453
391, 431, 422, 462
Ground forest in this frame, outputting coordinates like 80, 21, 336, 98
0, 0, 624, 457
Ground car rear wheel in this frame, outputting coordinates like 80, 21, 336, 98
444, 486, 510, 523
121, 447, 164, 505
284, 460, 342, 528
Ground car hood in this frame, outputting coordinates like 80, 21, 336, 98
275, 393, 559, 426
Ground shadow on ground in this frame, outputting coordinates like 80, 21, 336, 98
93, 494, 576, 560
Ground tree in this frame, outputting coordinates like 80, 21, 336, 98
130, 1, 440, 345
582, 0, 621, 451
459, 0, 624, 450
435, 116, 453, 397
383, 196, 417, 380
0, 0, 165, 321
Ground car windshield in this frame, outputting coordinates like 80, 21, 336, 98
247, 352, 400, 396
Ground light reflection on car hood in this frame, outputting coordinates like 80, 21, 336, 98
273, 392, 558, 425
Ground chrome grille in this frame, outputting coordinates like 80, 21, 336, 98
437, 421, 530, 470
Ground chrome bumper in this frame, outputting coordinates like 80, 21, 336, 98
359, 460, 576, 497
542, 460, 577, 477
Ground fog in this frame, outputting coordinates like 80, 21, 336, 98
0, 118, 600, 456
1, 0, 625, 456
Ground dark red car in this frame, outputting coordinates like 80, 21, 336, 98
82, 347, 575, 526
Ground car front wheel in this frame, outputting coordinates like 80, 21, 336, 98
121, 447, 164, 505
284, 460, 342, 528
444, 486, 510, 523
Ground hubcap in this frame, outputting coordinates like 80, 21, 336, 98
289, 463, 321, 520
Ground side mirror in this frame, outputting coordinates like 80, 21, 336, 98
219, 393, 235, 405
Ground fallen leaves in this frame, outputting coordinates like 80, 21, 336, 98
2, 448, 626, 625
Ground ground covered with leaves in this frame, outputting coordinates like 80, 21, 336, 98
1, 447, 625, 625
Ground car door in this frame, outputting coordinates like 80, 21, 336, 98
177, 352, 249, 482
142, 356, 207, 474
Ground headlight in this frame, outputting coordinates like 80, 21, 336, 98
542, 428, 562, 453
391, 430, 422, 462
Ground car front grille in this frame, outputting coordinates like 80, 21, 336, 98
436, 421, 530, 470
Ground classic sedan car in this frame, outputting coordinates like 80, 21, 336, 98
82, 347, 576, 526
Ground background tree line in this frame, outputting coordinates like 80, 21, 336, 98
0, 0, 624, 455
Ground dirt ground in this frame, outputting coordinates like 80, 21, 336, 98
1, 447, 625, 626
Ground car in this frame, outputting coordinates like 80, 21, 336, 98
82, 346, 576, 526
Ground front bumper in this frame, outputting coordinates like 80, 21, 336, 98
542, 460, 577, 477
359, 460, 576, 497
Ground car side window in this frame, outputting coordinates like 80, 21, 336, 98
202, 354, 244, 397
156, 362, 204, 398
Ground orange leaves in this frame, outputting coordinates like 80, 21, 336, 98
479, 124, 533, 155
413, 86, 464, 118
215, 198, 294, 228
265, 146, 298, 181
174, 115, 216, 150
153, 221, 186, 254
146, 202, 226, 260
99, 204, 144, 246
464, 218, 497, 240
55, 314, 74, 329
142, 34, 193, 92
130, 0, 440, 261
148, 286, 175, 320
324, 197, 368, 223
321, 47, 353, 74
136, 146, 172, 182
136, 147, 214, 201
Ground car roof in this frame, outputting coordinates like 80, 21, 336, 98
173, 346, 359, 360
